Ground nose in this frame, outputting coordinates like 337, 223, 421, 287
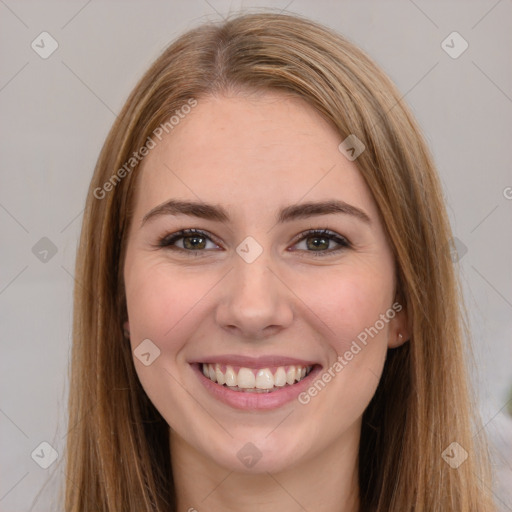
214, 251, 294, 341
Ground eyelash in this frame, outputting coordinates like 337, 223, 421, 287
156, 228, 351, 257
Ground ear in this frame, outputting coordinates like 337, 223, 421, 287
387, 302, 409, 349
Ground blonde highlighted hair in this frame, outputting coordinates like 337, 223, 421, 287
66, 11, 495, 511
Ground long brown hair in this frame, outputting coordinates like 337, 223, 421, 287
65, 11, 495, 511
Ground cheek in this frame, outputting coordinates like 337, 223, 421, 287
123, 259, 204, 423
296, 264, 395, 354
295, 268, 393, 418
125, 260, 208, 346
294, 267, 393, 411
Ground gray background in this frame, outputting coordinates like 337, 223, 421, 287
1, 1, 511, 510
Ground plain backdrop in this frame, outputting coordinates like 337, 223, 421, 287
1, 1, 511, 510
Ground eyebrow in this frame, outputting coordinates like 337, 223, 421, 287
141, 199, 371, 227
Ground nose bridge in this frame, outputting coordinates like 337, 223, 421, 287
239, 251, 271, 290
232, 247, 277, 309
215, 245, 293, 338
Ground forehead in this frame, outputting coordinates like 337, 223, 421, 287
134, 92, 377, 222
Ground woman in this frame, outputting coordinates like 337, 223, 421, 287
65, 11, 496, 511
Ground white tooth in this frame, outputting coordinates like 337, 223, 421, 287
208, 364, 217, 382
274, 367, 287, 387
225, 365, 236, 387
255, 368, 274, 389
215, 364, 225, 385
204, 362, 310, 388
286, 366, 296, 385
237, 367, 256, 389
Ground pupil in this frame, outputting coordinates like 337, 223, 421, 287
308, 236, 328, 250
181, 235, 330, 251
184, 236, 205, 250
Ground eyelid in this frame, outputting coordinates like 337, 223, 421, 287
156, 228, 351, 255
158, 228, 223, 250
287, 228, 351, 257
289, 228, 350, 247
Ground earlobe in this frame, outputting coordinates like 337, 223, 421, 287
123, 320, 130, 338
389, 331, 407, 348
388, 331, 409, 349
388, 306, 410, 348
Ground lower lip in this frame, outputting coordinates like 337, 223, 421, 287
191, 363, 322, 410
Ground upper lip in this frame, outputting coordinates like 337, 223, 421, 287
189, 354, 320, 368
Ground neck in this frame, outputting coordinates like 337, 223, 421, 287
169, 424, 361, 512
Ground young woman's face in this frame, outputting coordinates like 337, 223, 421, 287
123, 91, 407, 474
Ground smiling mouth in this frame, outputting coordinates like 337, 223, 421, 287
200, 363, 315, 393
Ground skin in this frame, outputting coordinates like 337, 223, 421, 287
123, 90, 409, 511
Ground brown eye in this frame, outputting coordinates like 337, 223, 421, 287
305, 235, 330, 251
291, 229, 351, 256
157, 228, 350, 257
158, 229, 220, 252
181, 234, 207, 250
